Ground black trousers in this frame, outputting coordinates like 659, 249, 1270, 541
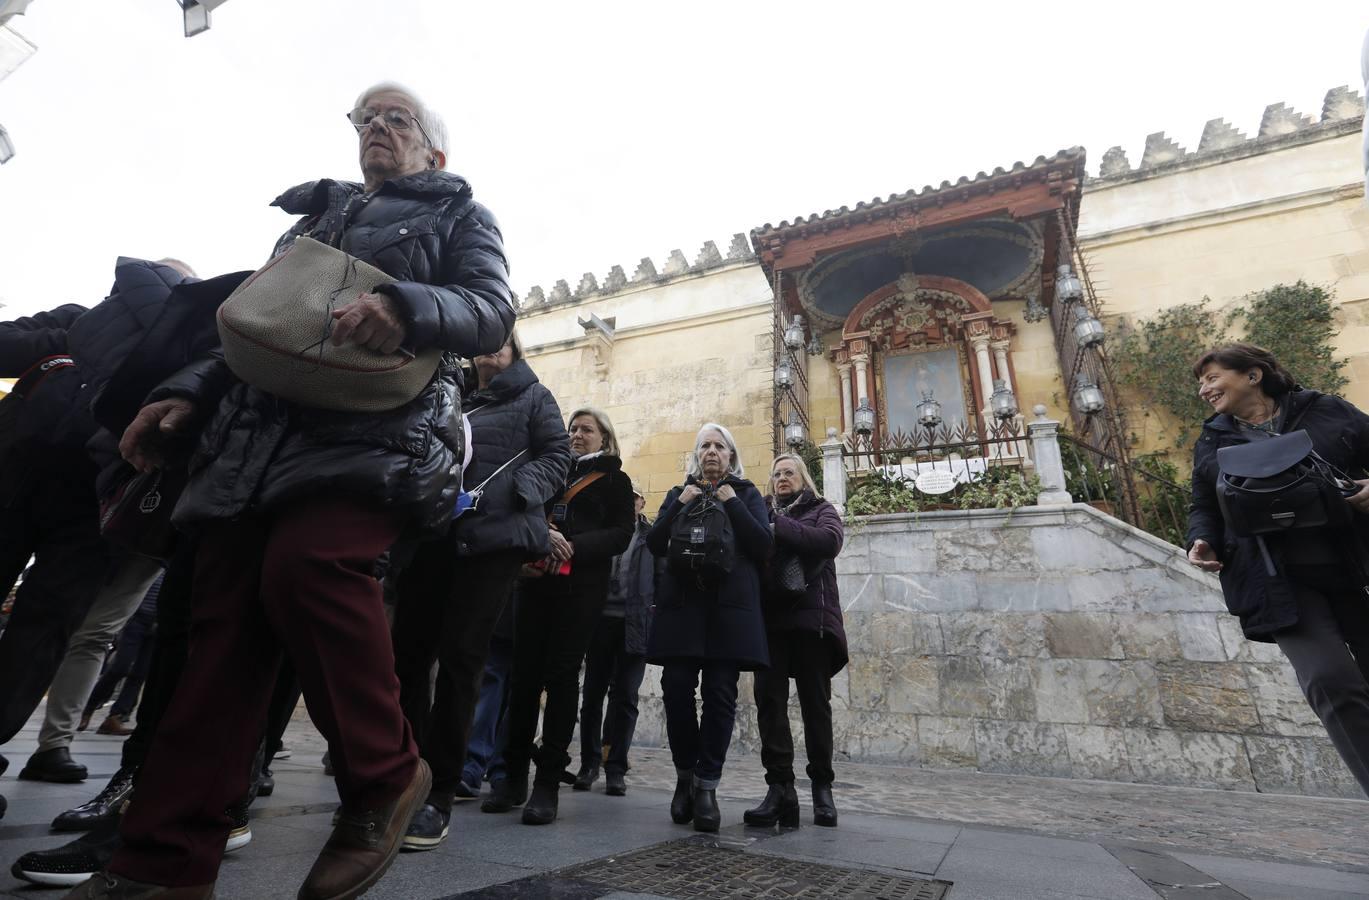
661, 660, 740, 788
1274, 566, 1369, 797
122, 539, 197, 771
753, 630, 835, 786
0, 450, 110, 752
579, 615, 647, 775
392, 546, 524, 803
504, 583, 605, 787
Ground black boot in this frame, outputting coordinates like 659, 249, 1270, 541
521, 782, 559, 825
19, 747, 88, 783
669, 773, 693, 825
572, 762, 599, 792
743, 782, 799, 828
480, 775, 529, 814
605, 771, 626, 796
51, 766, 137, 832
254, 764, 275, 798
692, 782, 720, 833
812, 782, 838, 827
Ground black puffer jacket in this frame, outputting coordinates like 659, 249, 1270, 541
0, 304, 88, 454
521, 454, 635, 607
159, 170, 515, 531
646, 475, 773, 671
1187, 389, 1369, 640
450, 359, 572, 558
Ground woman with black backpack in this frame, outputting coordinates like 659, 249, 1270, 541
647, 422, 771, 832
744, 452, 846, 830
1187, 343, 1369, 795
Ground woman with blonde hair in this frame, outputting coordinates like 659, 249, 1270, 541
482, 406, 634, 825
744, 452, 846, 829
646, 423, 771, 832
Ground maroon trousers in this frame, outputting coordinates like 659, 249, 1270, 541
110, 497, 418, 887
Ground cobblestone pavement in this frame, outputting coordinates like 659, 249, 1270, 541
280, 713, 1369, 871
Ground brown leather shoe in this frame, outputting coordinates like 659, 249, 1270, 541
298, 758, 431, 900
60, 873, 214, 898
96, 716, 134, 737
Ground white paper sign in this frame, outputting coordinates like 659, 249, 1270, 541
915, 470, 958, 495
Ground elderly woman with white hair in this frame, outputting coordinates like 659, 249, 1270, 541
76, 83, 514, 900
646, 423, 771, 833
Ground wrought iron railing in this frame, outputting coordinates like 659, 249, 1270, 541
1058, 433, 1188, 547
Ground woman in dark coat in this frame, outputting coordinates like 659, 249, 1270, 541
574, 486, 655, 796
647, 422, 772, 833
745, 452, 846, 829
100, 83, 514, 899
392, 331, 572, 849
482, 407, 634, 825
1187, 343, 1369, 795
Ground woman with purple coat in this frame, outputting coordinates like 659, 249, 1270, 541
744, 452, 847, 829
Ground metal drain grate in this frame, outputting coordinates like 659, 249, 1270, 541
560, 839, 952, 899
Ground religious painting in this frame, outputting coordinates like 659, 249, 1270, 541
880, 346, 970, 436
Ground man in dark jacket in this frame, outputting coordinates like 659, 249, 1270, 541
91, 83, 514, 900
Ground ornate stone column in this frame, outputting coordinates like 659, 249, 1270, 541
970, 336, 994, 409
991, 340, 1011, 383
837, 363, 854, 435
852, 353, 871, 406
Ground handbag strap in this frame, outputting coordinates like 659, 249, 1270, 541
550, 471, 606, 521
469, 449, 527, 495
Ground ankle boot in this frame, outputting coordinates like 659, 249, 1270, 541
669, 773, 694, 825
692, 782, 720, 833
480, 775, 528, 814
743, 782, 799, 828
812, 782, 838, 827
521, 783, 559, 825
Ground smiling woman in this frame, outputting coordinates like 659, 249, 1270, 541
1186, 341, 1369, 806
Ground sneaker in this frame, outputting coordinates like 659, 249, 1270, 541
52, 873, 213, 898
12, 825, 120, 886
272, 745, 292, 761
401, 802, 450, 852
225, 800, 252, 853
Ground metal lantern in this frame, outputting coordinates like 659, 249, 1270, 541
784, 411, 806, 448
1073, 308, 1105, 349
916, 390, 942, 430
990, 379, 1019, 420
853, 400, 876, 436
783, 314, 806, 352
0, 125, 13, 165
1055, 264, 1083, 305
775, 358, 793, 389
1073, 377, 1106, 415
806, 332, 824, 357
179, 0, 230, 37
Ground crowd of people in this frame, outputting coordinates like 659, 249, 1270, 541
3, 81, 1369, 900
0, 83, 851, 900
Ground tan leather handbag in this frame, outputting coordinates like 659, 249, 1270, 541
217, 237, 440, 412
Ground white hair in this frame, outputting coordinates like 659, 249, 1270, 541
686, 422, 745, 479
354, 81, 450, 160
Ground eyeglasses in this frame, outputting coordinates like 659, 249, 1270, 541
346, 107, 435, 149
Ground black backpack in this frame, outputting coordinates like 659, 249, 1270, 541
668, 486, 737, 588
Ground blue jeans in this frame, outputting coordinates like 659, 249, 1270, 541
463, 637, 512, 787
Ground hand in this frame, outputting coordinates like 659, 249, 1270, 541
331, 291, 407, 354
520, 561, 547, 579
120, 398, 197, 473
715, 484, 737, 502
548, 527, 574, 562
1187, 539, 1223, 573
1349, 479, 1369, 514
678, 484, 704, 505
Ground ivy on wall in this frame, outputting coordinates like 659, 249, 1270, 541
1112, 281, 1348, 448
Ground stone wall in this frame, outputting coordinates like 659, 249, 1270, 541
632, 504, 1358, 798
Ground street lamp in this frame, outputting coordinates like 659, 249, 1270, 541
917, 390, 942, 431
1055, 264, 1083, 305
853, 400, 875, 436
775, 358, 793, 389
990, 379, 1019, 420
0, 125, 13, 164
783, 314, 805, 352
784, 411, 806, 448
1073, 308, 1106, 349
1073, 377, 1106, 415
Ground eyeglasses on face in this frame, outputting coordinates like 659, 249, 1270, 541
346, 107, 435, 148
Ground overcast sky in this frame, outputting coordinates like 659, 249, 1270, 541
0, 1, 1365, 318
